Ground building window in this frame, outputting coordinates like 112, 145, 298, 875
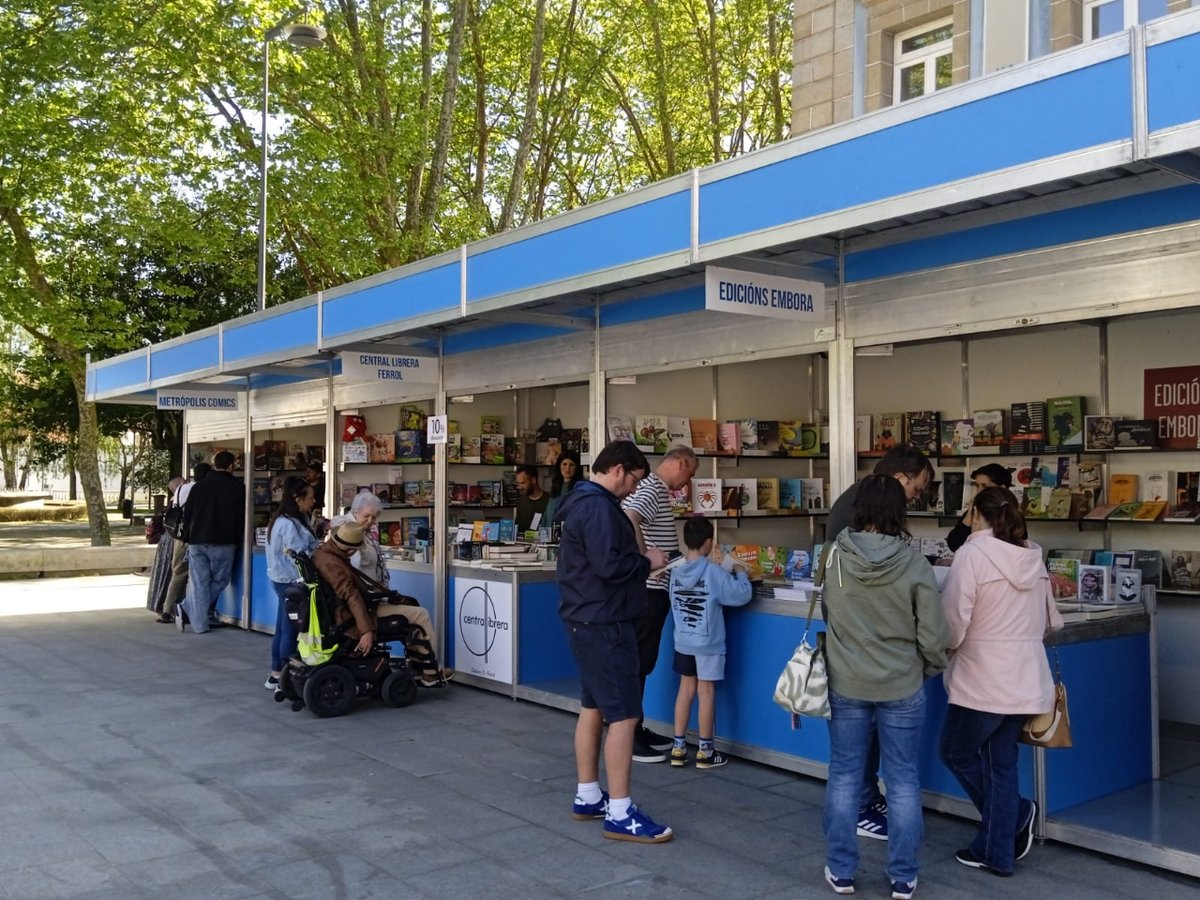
1084, 0, 1169, 41
893, 19, 954, 103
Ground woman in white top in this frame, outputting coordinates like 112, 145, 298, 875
329, 490, 389, 587
938, 486, 1064, 877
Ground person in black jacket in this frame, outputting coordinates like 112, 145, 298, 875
555, 441, 672, 844
178, 451, 245, 634
945, 464, 1012, 552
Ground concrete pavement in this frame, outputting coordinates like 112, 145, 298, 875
0, 575, 1196, 899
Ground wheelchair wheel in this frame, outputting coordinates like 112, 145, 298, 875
382, 670, 419, 708
302, 665, 355, 718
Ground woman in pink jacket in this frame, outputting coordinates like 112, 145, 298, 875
938, 487, 1063, 877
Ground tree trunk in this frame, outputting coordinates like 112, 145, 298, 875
497, 0, 547, 232
66, 355, 111, 546
641, 0, 678, 175
417, 0, 469, 252
0, 440, 15, 488
403, 0, 435, 243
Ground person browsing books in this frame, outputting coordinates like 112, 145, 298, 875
824, 444, 934, 841
667, 517, 752, 770
945, 464, 1012, 553
938, 486, 1063, 877
553, 441, 672, 843
621, 444, 699, 763
544, 450, 584, 530
264, 476, 320, 691
328, 490, 390, 587
514, 464, 549, 534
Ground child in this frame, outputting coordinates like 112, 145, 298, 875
668, 518, 753, 768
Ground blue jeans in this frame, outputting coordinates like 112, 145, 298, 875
270, 581, 299, 672
182, 544, 236, 634
824, 687, 926, 884
939, 704, 1029, 874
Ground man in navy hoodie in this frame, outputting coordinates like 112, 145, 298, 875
555, 441, 672, 843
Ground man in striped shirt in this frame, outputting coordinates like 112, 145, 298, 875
622, 445, 698, 762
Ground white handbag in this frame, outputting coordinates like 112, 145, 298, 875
773, 594, 830, 719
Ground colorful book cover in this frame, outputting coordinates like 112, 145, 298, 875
471, 520, 487, 541
342, 439, 368, 464
1084, 415, 1116, 451
252, 479, 270, 506
466, 485, 482, 505
1112, 419, 1157, 450
1045, 487, 1073, 519
1047, 557, 1079, 600
738, 420, 759, 452
1105, 501, 1144, 520
1021, 486, 1047, 518
607, 415, 635, 443
478, 481, 495, 506
904, 411, 940, 455
561, 428, 584, 454
288, 442, 307, 469
756, 477, 780, 510
1164, 501, 1200, 523
386, 522, 403, 547
667, 484, 690, 516
535, 438, 562, 465
480, 434, 506, 464
1114, 568, 1143, 604
1078, 564, 1112, 605
940, 418, 975, 456
691, 478, 722, 513
779, 478, 805, 510
1132, 500, 1167, 521
801, 478, 825, 510
450, 483, 469, 505
717, 422, 740, 454
447, 433, 462, 463
394, 430, 423, 463
972, 409, 1005, 448
725, 478, 758, 512
722, 545, 763, 579
757, 546, 789, 578
368, 433, 395, 463
400, 481, 420, 505
635, 415, 669, 452
372, 483, 393, 505
1009, 401, 1046, 448
1046, 395, 1085, 447
482, 521, 500, 542
1077, 460, 1104, 498
785, 548, 813, 580
1175, 471, 1200, 506
871, 412, 903, 451
497, 518, 516, 542
757, 420, 782, 453
1083, 503, 1118, 520
689, 419, 719, 451
397, 404, 426, 430
461, 435, 482, 464
1069, 489, 1096, 518
796, 423, 821, 457
1107, 473, 1138, 505
418, 480, 436, 505
480, 415, 503, 435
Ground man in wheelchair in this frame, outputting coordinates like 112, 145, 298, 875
314, 521, 452, 687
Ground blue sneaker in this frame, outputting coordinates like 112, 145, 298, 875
824, 865, 854, 894
571, 790, 608, 821
891, 877, 917, 899
856, 798, 888, 840
603, 805, 673, 843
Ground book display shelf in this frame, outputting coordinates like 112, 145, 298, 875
245, 423, 326, 528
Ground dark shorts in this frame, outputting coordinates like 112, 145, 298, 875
673, 650, 725, 681
563, 620, 642, 723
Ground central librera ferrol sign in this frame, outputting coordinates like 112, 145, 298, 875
156, 390, 240, 411
454, 578, 514, 685
704, 266, 826, 321
338, 352, 437, 384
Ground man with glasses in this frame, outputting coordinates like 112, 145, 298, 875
825, 445, 935, 841
622, 444, 699, 762
555, 441, 673, 843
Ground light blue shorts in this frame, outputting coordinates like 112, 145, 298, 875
673, 650, 726, 681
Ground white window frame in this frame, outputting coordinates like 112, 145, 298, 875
892, 17, 954, 105
1083, 0, 1124, 40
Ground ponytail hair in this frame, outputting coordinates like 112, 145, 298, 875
972, 486, 1027, 546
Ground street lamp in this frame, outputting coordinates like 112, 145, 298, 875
256, 14, 327, 312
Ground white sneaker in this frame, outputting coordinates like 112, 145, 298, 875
264, 675, 279, 690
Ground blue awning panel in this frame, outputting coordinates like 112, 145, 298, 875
224, 305, 318, 364
1147, 30, 1200, 133
322, 261, 460, 341
151, 334, 219, 381
94, 354, 147, 397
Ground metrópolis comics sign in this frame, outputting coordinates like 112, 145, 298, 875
704, 266, 826, 321
1144, 365, 1200, 450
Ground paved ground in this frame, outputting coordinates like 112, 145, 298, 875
2, 575, 1198, 900
0, 515, 147, 551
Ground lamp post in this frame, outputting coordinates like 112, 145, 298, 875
257, 16, 327, 313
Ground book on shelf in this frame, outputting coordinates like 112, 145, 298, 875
252, 479, 271, 506
1142, 470, 1170, 502
1009, 401, 1046, 454
501, 471, 520, 505
1175, 471, 1200, 505
1108, 473, 1138, 505
1049, 548, 1094, 564
855, 415, 872, 453
446, 419, 460, 435
1021, 485, 1047, 518
561, 428, 584, 454
667, 484, 690, 515
288, 442, 307, 469
1164, 501, 1200, 522
780, 421, 819, 456
717, 422, 740, 454
779, 478, 804, 511
919, 537, 954, 562
972, 409, 1005, 449
397, 404, 426, 431
904, 411, 939, 455
666, 417, 692, 450
738, 419, 758, 452
449, 483, 469, 505
756, 477, 780, 510
1083, 503, 1118, 520
758, 420, 782, 453
1132, 500, 1167, 521
338, 482, 359, 509
1132, 549, 1163, 589
535, 438, 562, 465
1069, 489, 1097, 518
607, 415, 635, 443
691, 478, 722, 513
1114, 568, 1143, 604
721, 544, 764, 579
801, 477, 825, 510
1167, 551, 1200, 590
372, 483, 392, 504
479, 434, 505, 465
635, 415, 669, 453
1078, 564, 1112, 605
689, 419, 718, 451
394, 430, 423, 463
461, 435, 482, 464
1047, 557, 1079, 600
942, 471, 965, 515
1112, 419, 1157, 450
1105, 501, 1144, 520
497, 518, 516, 543
720, 484, 743, 511
447, 433, 462, 463
466, 484, 482, 505
471, 520, 487, 541
1076, 460, 1104, 497
1084, 415, 1116, 451
1046, 395, 1085, 447
400, 481, 421, 505
786, 548, 814, 580
478, 481, 495, 506
725, 478, 758, 512
306, 445, 325, 465
480, 415, 503, 435
368, 433, 395, 463
757, 546, 789, 578
384, 522, 402, 547
1045, 487, 1073, 519
265, 440, 286, 470
872, 412, 904, 451
940, 418, 975, 456
343, 439, 369, 464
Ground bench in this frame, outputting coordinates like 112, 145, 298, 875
0, 545, 158, 578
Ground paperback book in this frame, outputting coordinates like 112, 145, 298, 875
725, 478, 758, 512
904, 411, 940, 455
1107, 473, 1139, 505
940, 418, 975, 456
801, 477, 826, 510
1047, 557, 1079, 600
756, 420, 782, 453
1084, 415, 1117, 451
1168, 551, 1200, 590
480, 415, 503, 435
480, 434, 506, 465
635, 415, 669, 453
717, 422, 740, 454
368, 433, 395, 463
1112, 419, 1157, 450
342, 439, 368, 464
1009, 401, 1046, 454
689, 419, 719, 452
666, 417, 693, 450
1114, 568, 1143, 604
756, 478, 780, 510
872, 412, 904, 451
461, 435, 482, 464
1142, 470, 1171, 502
1047, 395, 1085, 447
738, 420, 759, 452
394, 430, 423, 463
972, 409, 1005, 449
942, 471, 965, 515
779, 478, 805, 510
607, 415, 635, 443
1078, 564, 1112, 605
691, 478, 722, 513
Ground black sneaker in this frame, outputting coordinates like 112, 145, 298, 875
856, 799, 887, 841
695, 748, 728, 769
632, 740, 667, 763
1015, 799, 1036, 861
955, 848, 1011, 877
639, 726, 673, 751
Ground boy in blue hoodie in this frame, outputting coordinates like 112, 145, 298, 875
668, 518, 753, 768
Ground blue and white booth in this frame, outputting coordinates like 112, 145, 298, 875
90, 15, 1200, 877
